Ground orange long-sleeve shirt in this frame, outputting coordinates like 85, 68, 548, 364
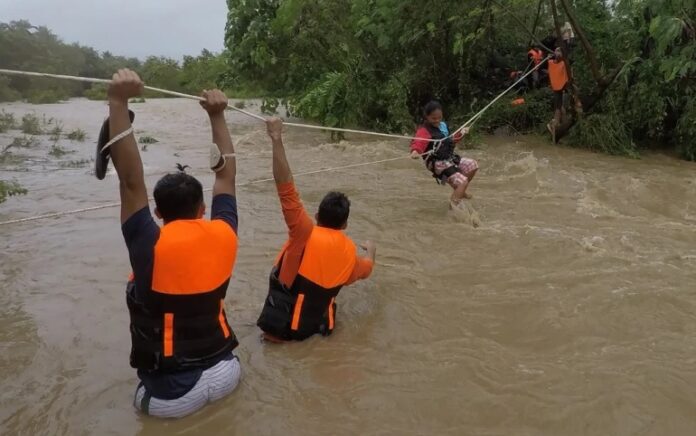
275, 181, 373, 288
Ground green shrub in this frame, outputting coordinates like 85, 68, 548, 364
0, 77, 21, 102
0, 180, 27, 204
130, 97, 146, 103
676, 98, 696, 161
49, 124, 63, 142
261, 97, 279, 115
475, 89, 552, 134
3, 135, 39, 151
84, 84, 108, 100
139, 136, 159, 144
21, 113, 42, 135
568, 112, 639, 158
26, 89, 67, 104
60, 158, 91, 168
49, 144, 71, 157
0, 110, 16, 133
66, 129, 87, 142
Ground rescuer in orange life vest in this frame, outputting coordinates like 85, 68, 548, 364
100, 69, 241, 418
527, 45, 545, 88
256, 117, 377, 342
547, 47, 570, 142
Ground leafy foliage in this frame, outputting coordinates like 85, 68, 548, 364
0, 20, 231, 102
0, 180, 27, 204
224, 0, 696, 159
0, 110, 17, 132
20, 113, 42, 135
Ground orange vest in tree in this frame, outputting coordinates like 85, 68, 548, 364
548, 60, 569, 91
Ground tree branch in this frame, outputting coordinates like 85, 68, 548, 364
490, 0, 553, 52
528, 0, 544, 47
558, 0, 603, 84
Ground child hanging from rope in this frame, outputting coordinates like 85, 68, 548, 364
410, 101, 479, 203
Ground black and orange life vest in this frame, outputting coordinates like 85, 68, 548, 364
127, 219, 239, 371
257, 226, 357, 341
528, 48, 543, 65
421, 123, 461, 184
548, 59, 569, 91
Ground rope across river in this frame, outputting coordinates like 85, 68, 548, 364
0, 59, 549, 227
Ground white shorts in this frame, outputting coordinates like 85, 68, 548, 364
134, 356, 241, 418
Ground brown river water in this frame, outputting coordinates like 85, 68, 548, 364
1, 98, 695, 435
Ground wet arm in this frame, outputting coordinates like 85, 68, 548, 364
108, 100, 148, 224
211, 113, 236, 197
267, 120, 314, 286
345, 256, 375, 285
410, 127, 431, 155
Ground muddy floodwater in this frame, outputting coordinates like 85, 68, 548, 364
1, 98, 695, 435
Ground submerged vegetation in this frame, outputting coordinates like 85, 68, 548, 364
0, 180, 27, 204
0, 110, 91, 200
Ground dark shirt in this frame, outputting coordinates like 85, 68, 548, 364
121, 194, 238, 399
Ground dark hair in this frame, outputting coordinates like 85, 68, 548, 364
153, 172, 204, 222
423, 100, 443, 117
317, 191, 350, 229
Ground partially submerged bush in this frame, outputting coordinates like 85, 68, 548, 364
568, 112, 639, 158
139, 136, 158, 144
130, 97, 146, 103
0, 180, 27, 204
234, 100, 246, 109
21, 113, 42, 135
49, 124, 64, 142
60, 158, 91, 168
66, 128, 87, 142
49, 144, 72, 157
0, 110, 17, 132
3, 135, 39, 152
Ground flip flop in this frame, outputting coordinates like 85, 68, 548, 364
95, 110, 135, 180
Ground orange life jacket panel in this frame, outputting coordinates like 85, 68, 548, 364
257, 226, 356, 340
127, 219, 239, 371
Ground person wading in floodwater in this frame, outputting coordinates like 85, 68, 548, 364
102, 69, 241, 418
409, 101, 479, 204
256, 117, 377, 342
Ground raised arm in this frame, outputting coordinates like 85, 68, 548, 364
267, 117, 292, 183
107, 69, 147, 224
265, 118, 314, 286
200, 90, 236, 197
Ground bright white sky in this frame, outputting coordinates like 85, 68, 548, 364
0, 0, 228, 59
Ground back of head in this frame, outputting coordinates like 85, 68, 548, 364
317, 191, 350, 230
153, 172, 204, 222
423, 100, 443, 117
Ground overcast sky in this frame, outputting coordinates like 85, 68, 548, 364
0, 0, 228, 59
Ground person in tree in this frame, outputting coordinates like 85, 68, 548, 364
527, 45, 545, 88
547, 47, 570, 142
409, 101, 478, 204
